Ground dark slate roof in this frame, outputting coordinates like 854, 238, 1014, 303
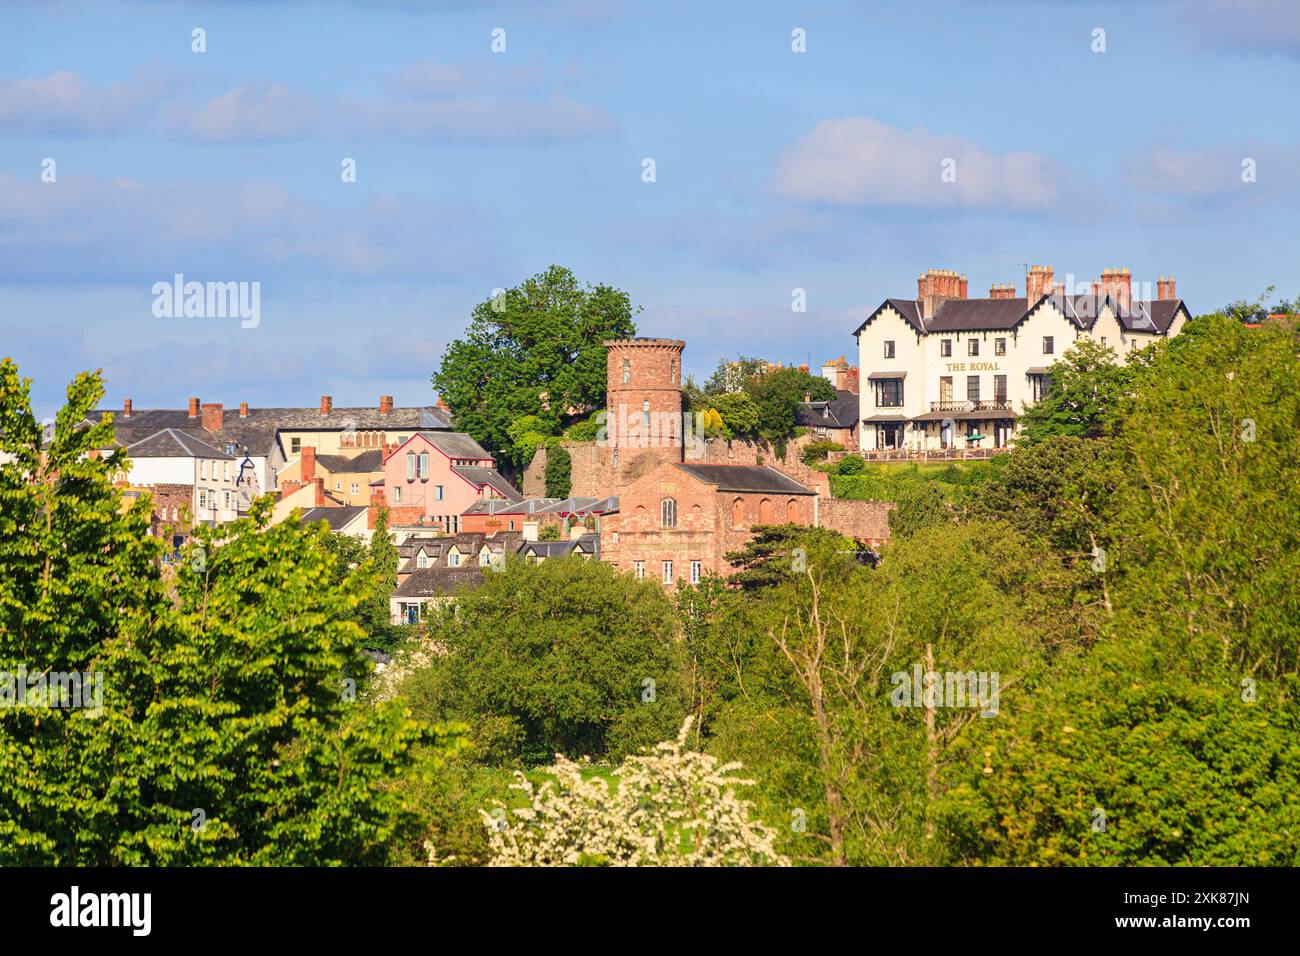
796, 389, 859, 429
520, 534, 600, 559
91, 404, 452, 458
448, 532, 488, 554
315, 449, 384, 473
419, 431, 493, 461
859, 294, 1190, 337
126, 428, 234, 459
450, 466, 524, 502
392, 567, 485, 598
482, 531, 525, 553
672, 464, 816, 496
299, 505, 368, 531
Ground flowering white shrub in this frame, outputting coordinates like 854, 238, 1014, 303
479, 717, 788, 866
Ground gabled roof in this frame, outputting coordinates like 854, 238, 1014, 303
461, 497, 560, 516
420, 431, 494, 461
857, 293, 1191, 337
450, 465, 523, 502
126, 427, 234, 459
314, 449, 384, 473
672, 463, 815, 496
392, 567, 485, 598
797, 389, 859, 429
532, 496, 620, 516
91, 404, 452, 459
299, 505, 368, 531
520, 534, 600, 559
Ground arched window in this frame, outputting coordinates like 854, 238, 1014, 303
623, 359, 631, 384
661, 498, 677, 528
759, 498, 773, 523
787, 499, 799, 522
732, 498, 745, 527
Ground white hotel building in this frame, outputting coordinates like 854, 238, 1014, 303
853, 266, 1191, 451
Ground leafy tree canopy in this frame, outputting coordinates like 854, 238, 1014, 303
431, 266, 638, 469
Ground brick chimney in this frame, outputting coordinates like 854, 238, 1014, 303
379, 395, 393, 417
367, 487, 388, 530
188, 397, 200, 418
1098, 268, 1132, 309
434, 395, 449, 412
239, 401, 249, 419
1025, 264, 1055, 302
1157, 275, 1177, 301
123, 398, 132, 418
989, 283, 1016, 300
301, 446, 316, 480
200, 402, 223, 432
313, 476, 325, 507
917, 268, 966, 320
320, 395, 332, 416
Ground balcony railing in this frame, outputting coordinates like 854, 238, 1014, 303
860, 447, 1005, 462
929, 399, 1014, 413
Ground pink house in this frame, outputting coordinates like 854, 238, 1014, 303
380, 431, 522, 531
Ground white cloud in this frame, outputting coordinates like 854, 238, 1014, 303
770, 117, 1092, 215
162, 83, 324, 142
0, 69, 171, 135
1121, 144, 1300, 201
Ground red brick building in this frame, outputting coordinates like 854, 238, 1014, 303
602, 461, 818, 586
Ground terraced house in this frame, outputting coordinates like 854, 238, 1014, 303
854, 266, 1191, 452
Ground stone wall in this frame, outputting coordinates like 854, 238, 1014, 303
818, 498, 894, 546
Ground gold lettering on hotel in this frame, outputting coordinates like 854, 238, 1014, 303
945, 362, 1001, 372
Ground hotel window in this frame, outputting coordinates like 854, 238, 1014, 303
633, 560, 645, 581
995, 338, 1006, 356
941, 339, 952, 357
883, 340, 895, 358
623, 359, 631, 384
290, 437, 301, 454
435, 484, 444, 501
968, 339, 980, 357
940, 376, 953, 403
690, 561, 701, 585
661, 498, 677, 528
418, 452, 429, 479
994, 375, 1007, 404
1043, 336, 1054, 355
406, 452, 416, 480
967, 375, 980, 402
662, 560, 673, 584
877, 378, 903, 408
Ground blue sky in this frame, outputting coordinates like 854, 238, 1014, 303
2, 0, 1298, 418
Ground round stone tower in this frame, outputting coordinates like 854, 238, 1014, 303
604, 337, 685, 483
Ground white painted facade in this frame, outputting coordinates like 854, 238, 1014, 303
856, 288, 1189, 452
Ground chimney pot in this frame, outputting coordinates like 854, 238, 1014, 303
379, 394, 393, 417
320, 395, 332, 416
123, 398, 132, 418
239, 401, 248, 418
301, 445, 316, 481
188, 397, 200, 418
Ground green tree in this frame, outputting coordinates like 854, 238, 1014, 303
400, 557, 687, 765
704, 355, 768, 395
1017, 338, 1135, 443
0, 360, 462, 865
431, 266, 638, 468
743, 367, 836, 456
704, 391, 760, 440
314, 505, 406, 653
723, 524, 859, 591
544, 444, 572, 498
